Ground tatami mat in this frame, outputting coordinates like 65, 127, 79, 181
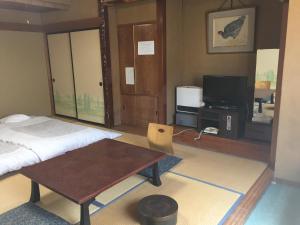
0, 122, 267, 225
91, 172, 242, 225
0, 174, 52, 214
0, 174, 146, 224
37, 192, 100, 224
171, 144, 267, 194
0, 172, 243, 225
95, 175, 146, 205
116, 132, 267, 194
0, 174, 100, 224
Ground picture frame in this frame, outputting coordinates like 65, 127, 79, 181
207, 7, 256, 53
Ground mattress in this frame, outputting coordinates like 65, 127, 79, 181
0, 116, 121, 175
0, 141, 39, 176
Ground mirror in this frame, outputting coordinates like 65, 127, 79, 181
253, 49, 280, 124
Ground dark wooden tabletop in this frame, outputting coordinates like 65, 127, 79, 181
21, 139, 166, 204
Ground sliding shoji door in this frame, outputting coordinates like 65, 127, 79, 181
47, 33, 77, 118
70, 29, 105, 124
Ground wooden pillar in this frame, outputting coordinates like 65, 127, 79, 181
156, 0, 167, 124
270, 1, 289, 169
99, 2, 114, 128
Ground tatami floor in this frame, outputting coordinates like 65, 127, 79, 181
0, 119, 268, 225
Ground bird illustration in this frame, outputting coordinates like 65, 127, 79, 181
218, 16, 246, 39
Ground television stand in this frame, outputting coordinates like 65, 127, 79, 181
208, 105, 240, 110
198, 107, 246, 139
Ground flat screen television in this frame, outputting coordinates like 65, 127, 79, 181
203, 75, 248, 107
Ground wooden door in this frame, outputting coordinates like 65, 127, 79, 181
121, 95, 136, 125
118, 25, 135, 95
47, 33, 77, 118
118, 23, 161, 127
121, 95, 158, 126
134, 24, 160, 96
70, 29, 105, 124
135, 95, 158, 126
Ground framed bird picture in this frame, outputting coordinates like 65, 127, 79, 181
207, 7, 256, 53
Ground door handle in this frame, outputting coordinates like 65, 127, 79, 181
52, 78, 55, 83
99, 82, 103, 87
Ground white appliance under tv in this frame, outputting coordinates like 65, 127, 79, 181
175, 86, 205, 128
176, 86, 204, 114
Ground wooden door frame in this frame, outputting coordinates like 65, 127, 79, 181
156, 0, 167, 124
99, 0, 167, 126
270, 1, 290, 169
98, 4, 115, 128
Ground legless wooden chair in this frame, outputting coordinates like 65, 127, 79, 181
147, 123, 174, 155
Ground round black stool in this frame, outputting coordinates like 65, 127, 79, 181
137, 195, 178, 225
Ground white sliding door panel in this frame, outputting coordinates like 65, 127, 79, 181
70, 29, 105, 124
48, 33, 77, 117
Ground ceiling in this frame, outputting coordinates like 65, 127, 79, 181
0, 0, 71, 12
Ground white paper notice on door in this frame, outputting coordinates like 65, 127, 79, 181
138, 41, 155, 55
125, 67, 135, 85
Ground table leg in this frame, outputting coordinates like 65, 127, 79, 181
30, 181, 40, 203
152, 162, 162, 187
80, 199, 94, 225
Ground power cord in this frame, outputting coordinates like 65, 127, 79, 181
173, 128, 194, 137
173, 128, 204, 142
194, 130, 204, 141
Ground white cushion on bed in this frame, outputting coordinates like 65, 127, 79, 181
0, 114, 31, 124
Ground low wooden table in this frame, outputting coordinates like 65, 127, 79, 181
21, 139, 166, 225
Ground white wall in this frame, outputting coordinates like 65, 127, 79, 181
275, 1, 300, 183
41, 0, 99, 24
0, 31, 51, 117
166, 0, 184, 124
0, 8, 42, 24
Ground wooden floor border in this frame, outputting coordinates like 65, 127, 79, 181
113, 125, 270, 162
224, 168, 273, 225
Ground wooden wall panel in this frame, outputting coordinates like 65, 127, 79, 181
135, 95, 158, 126
118, 25, 135, 95
118, 22, 164, 127
121, 94, 158, 127
134, 23, 160, 96
121, 95, 136, 125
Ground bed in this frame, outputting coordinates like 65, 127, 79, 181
0, 115, 121, 176
0, 141, 39, 176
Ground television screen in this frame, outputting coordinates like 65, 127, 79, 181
203, 75, 248, 107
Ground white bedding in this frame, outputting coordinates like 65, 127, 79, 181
0, 141, 40, 176
0, 116, 121, 161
